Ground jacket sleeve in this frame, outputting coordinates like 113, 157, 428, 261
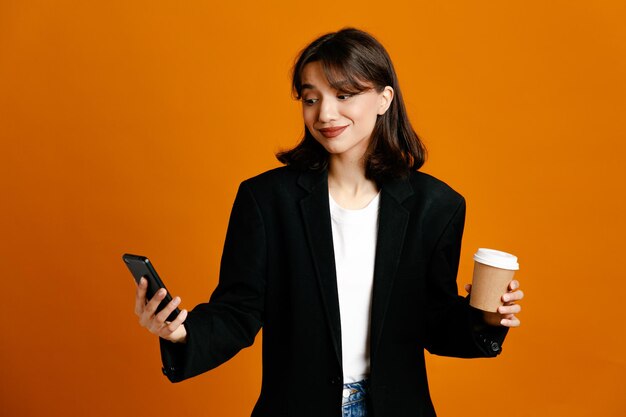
422, 196, 508, 358
160, 180, 266, 382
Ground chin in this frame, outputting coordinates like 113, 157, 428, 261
321, 144, 348, 155
313, 138, 340, 154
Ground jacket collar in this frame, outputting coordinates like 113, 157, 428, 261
297, 168, 414, 203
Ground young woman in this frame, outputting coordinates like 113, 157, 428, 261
134, 27, 524, 417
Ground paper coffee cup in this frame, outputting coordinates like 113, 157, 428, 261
469, 248, 519, 312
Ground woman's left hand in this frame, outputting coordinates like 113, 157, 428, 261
464, 280, 524, 328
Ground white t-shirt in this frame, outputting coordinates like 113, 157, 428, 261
329, 190, 380, 383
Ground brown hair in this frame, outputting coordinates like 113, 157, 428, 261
276, 27, 426, 184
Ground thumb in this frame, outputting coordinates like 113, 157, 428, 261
464, 283, 472, 294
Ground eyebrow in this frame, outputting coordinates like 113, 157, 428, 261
301, 83, 316, 91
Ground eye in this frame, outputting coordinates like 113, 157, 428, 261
302, 98, 318, 106
337, 94, 353, 101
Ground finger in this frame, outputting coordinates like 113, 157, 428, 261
144, 288, 167, 316
147, 295, 181, 334
503, 289, 524, 303
464, 283, 472, 294
155, 296, 182, 323
161, 309, 188, 336
134, 277, 148, 316
509, 280, 520, 291
498, 304, 521, 315
139, 288, 167, 327
500, 316, 521, 327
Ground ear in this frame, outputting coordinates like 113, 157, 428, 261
377, 86, 394, 115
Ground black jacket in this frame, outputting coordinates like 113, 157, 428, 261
160, 166, 507, 417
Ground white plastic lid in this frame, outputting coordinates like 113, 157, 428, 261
473, 248, 519, 270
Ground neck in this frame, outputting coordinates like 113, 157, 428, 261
327, 154, 378, 196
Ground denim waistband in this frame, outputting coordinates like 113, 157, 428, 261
342, 378, 369, 405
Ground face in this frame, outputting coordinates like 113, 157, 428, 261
300, 61, 393, 163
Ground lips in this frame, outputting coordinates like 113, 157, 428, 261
318, 125, 348, 138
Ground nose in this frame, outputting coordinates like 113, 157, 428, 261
318, 97, 339, 123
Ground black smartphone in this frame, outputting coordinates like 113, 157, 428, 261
123, 253, 181, 322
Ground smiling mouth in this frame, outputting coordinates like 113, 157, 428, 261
318, 125, 348, 138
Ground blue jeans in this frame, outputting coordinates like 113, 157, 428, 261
341, 379, 369, 417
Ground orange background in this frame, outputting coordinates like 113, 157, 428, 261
2, 1, 625, 416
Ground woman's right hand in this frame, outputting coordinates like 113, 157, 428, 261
135, 277, 188, 343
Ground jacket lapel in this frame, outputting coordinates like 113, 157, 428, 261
370, 176, 413, 362
298, 169, 343, 366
